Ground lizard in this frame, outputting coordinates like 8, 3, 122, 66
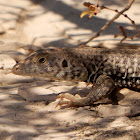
12, 47, 140, 107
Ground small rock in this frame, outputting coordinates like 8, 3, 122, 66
97, 104, 140, 117
119, 88, 140, 106
0, 70, 34, 85
0, 54, 16, 69
18, 85, 57, 102
109, 116, 131, 128
17, 81, 92, 102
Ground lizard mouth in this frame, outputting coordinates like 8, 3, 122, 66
12, 62, 39, 76
12, 63, 29, 75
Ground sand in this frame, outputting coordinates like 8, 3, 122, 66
0, 0, 140, 139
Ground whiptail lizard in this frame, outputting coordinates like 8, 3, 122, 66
12, 47, 140, 107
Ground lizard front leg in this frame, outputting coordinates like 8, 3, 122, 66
56, 75, 115, 107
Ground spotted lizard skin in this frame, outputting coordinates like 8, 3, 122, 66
12, 47, 140, 107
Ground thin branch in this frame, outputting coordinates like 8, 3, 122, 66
101, 5, 140, 34
96, 0, 99, 6
79, 0, 135, 47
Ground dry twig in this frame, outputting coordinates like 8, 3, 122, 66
80, 0, 138, 47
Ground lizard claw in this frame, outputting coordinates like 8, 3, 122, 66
56, 100, 72, 108
55, 93, 82, 107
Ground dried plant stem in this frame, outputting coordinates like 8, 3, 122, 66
96, 0, 99, 6
80, 0, 135, 47
102, 6, 140, 33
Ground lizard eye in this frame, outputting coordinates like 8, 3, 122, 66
62, 59, 68, 67
38, 57, 46, 63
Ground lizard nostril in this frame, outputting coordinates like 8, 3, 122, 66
12, 64, 20, 73
15, 64, 20, 70
15, 66, 19, 71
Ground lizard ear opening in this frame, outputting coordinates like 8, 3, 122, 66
62, 59, 68, 67
38, 57, 46, 63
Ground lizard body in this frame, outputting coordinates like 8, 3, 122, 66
12, 47, 140, 106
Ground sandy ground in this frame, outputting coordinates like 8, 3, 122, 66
0, 0, 140, 139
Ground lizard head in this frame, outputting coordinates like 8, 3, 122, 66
12, 48, 88, 81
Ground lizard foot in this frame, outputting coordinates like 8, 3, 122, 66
56, 93, 83, 107
56, 75, 115, 108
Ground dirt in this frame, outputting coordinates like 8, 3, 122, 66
0, 0, 140, 139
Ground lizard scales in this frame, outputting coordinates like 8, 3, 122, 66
12, 47, 140, 106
